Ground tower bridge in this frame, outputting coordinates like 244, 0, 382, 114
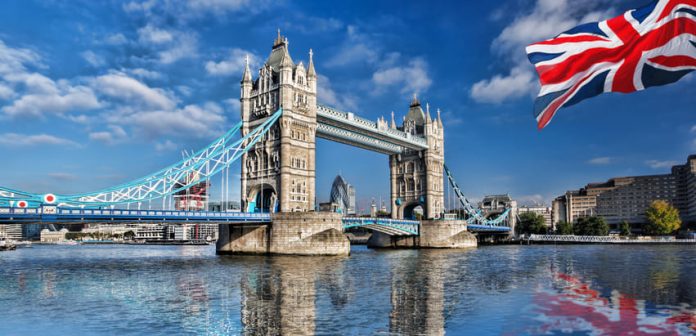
0, 32, 511, 255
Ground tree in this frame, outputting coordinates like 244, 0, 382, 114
555, 221, 573, 235
124, 230, 135, 240
516, 212, 548, 235
574, 216, 609, 236
644, 200, 681, 235
620, 220, 631, 236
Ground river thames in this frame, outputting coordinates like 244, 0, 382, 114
1, 244, 695, 335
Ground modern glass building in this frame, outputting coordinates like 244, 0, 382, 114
329, 175, 356, 215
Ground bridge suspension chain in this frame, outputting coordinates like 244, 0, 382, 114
0, 109, 283, 208
443, 164, 511, 227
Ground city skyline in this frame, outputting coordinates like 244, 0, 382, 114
0, 0, 693, 208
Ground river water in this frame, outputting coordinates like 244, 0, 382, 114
0, 244, 695, 335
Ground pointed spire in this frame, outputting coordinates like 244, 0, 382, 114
390, 111, 396, 129
436, 108, 443, 128
242, 54, 252, 83
410, 93, 420, 107
307, 49, 316, 78
273, 28, 283, 47
425, 102, 432, 123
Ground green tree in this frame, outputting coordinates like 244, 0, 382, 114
124, 230, 135, 240
516, 212, 548, 235
574, 216, 609, 236
644, 200, 681, 235
555, 221, 573, 235
620, 220, 631, 236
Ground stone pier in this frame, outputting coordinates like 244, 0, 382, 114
367, 220, 476, 249
216, 212, 350, 256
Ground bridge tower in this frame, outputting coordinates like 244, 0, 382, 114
240, 31, 317, 213
389, 96, 445, 220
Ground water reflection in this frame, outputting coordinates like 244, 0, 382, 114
240, 257, 327, 335
1, 245, 696, 335
525, 272, 696, 335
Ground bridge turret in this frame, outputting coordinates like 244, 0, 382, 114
307, 49, 317, 93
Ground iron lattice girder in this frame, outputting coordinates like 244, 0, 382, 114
316, 105, 428, 154
342, 217, 420, 236
0, 109, 283, 207
443, 164, 511, 231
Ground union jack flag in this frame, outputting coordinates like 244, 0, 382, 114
526, 0, 696, 129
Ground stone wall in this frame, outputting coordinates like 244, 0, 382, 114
269, 212, 349, 255
367, 220, 476, 249
217, 212, 350, 256
419, 220, 476, 248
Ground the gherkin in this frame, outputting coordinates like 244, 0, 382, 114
330, 175, 355, 215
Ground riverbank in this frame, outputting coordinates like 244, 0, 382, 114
525, 234, 696, 244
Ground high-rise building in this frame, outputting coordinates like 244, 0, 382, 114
0, 224, 22, 241
329, 175, 356, 215
174, 172, 209, 211
553, 154, 696, 226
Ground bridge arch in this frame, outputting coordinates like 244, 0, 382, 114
401, 201, 425, 220
246, 183, 277, 213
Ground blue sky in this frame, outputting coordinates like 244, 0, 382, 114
0, 0, 693, 212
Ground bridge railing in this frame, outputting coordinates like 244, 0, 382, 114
0, 206, 272, 221
527, 234, 696, 243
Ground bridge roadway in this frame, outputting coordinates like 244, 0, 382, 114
0, 207, 509, 235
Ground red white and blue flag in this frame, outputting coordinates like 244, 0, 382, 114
526, 0, 696, 129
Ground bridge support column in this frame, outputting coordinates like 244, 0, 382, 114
367, 220, 476, 249
217, 212, 350, 256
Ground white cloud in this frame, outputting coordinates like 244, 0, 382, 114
89, 125, 128, 145
0, 40, 42, 76
470, 0, 616, 104
155, 139, 177, 152
0, 40, 101, 118
81, 50, 106, 67
470, 66, 536, 104
0, 83, 14, 100
124, 0, 268, 21
124, 68, 161, 80
0, 133, 79, 147
372, 58, 432, 95
107, 102, 226, 139
137, 24, 174, 44
690, 125, 696, 133
317, 74, 358, 111
645, 160, 679, 169
516, 194, 547, 206
92, 72, 176, 110
587, 156, 612, 165
205, 48, 259, 77
135, 25, 198, 64
326, 26, 379, 67
2, 78, 100, 117
105, 33, 128, 45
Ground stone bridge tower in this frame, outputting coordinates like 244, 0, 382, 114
240, 31, 317, 213
389, 96, 445, 220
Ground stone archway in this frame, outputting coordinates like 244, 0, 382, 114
402, 201, 425, 220
247, 183, 277, 213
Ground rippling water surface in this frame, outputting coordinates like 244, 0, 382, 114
1, 244, 695, 335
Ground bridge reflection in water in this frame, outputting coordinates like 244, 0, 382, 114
2, 245, 696, 335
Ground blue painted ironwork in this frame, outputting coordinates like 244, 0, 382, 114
443, 164, 511, 232
342, 217, 420, 236
0, 206, 271, 223
0, 109, 283, 208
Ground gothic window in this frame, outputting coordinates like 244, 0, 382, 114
408, 179, 415, 192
